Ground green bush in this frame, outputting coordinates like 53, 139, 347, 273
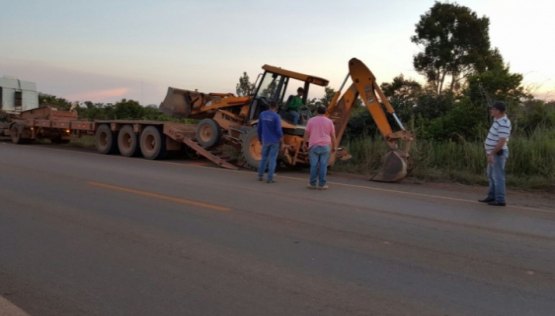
335, 129, 555, 190
508, 127, 555, 178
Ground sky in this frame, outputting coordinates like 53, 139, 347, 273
1, 0, 554, 106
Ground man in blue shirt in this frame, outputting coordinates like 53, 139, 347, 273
257, 101, 283, 183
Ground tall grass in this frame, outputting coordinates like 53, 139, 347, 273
506, 127, 555, 189
335, 138, 388, 175
336, 130, 555, 190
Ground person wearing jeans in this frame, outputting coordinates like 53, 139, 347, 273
308, 145, 331, 189
485, 149, 509, 204
257, 101, 283, 183
303, 105, 336, 190
480, 101, 512, 206
258, 142, 280, 183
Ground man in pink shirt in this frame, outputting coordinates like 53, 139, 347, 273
303, 105, 337, 190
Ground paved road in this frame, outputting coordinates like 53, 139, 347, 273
1, 142, 554, 316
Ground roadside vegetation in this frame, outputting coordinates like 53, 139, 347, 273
331, 2, 555, 191
38, 2, 554, 191
336, 126, 555, 190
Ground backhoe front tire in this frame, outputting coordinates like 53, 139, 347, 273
195, 118, 221, 149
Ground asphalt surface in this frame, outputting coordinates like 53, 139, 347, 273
1, 142, 554, 316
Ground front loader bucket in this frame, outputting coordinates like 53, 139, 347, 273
159, 87, 192, 118
372, 150, 408, 182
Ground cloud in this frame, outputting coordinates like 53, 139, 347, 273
66, 87, 130, 103
0, 58, 162, 104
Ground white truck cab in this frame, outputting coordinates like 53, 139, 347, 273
0, 76, 39, 114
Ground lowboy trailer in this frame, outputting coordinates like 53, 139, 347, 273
0, 106, 238, 170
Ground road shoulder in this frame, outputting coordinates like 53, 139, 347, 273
0, 296, 29, 316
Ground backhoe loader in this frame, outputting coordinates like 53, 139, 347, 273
159, 58, 413, 182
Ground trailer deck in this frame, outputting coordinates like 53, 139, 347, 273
1, 107, 239, 170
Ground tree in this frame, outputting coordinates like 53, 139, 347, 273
319, 87, 337, 107
76, 101, 108, 120
411, 2, 492, 94
419, 97, 487, 141
113, 99, 144, 119
466, 59, 529, 108
39, 93, 72, 110
236, 72, 255, 96
380, 75, 422, 122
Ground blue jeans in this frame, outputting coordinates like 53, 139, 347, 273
486, 149, 509, 203
258, 143, 279, 181
289, 110, 300, 125
309, 145, 331, 187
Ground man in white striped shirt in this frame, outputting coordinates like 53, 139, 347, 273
479, 101, 512, 206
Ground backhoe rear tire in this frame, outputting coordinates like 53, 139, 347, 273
241, 127, 261, 170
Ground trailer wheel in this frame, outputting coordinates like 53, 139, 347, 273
117, 125, 140, 157
95, 124, 118, 154
195, 118, 221, 149
240, 127, 261, 170
10, 124, 23, 144
140, 126, 166, 160
10, 124, 31, 144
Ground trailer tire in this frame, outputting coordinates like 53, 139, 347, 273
95, 124, 118, 154
117, 125, 140, 157
240, 127, 261, 170
10, 124, 23, 144
10, 124, 31, 144
195, 118, 221, 149
140, 126, 166, 160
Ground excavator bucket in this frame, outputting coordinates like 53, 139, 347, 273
372, 150, 408, 182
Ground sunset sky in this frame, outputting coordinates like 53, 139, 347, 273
1, 0, 553, 105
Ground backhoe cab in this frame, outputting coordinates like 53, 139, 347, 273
158, 58, 413, 182
249, 65, 328, 125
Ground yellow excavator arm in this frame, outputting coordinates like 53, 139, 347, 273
327, 58, 414, 182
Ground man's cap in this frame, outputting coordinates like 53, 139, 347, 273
491, 101, 506, 112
